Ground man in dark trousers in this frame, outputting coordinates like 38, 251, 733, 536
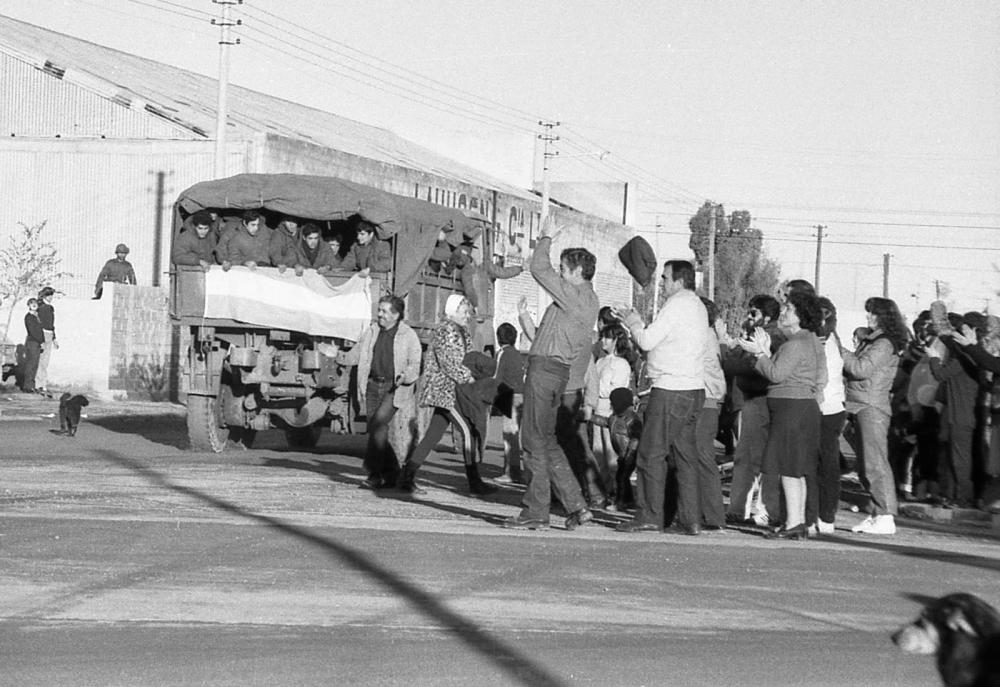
502, 217, 598, 531
94, 244, 137, 298
613, 260, 707, 535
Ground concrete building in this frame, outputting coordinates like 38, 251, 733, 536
0, 14, 635, 397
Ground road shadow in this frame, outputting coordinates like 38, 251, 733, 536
261, 454, 526, 527
97, 448, 570, 687
88, 414, 189, 450
816, 532, 1000, 573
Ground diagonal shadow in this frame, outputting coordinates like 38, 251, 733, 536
94, 449, 569, 687
260, 455, 525, 525
817, 532, 1000, 573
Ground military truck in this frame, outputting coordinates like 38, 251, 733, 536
170, 173, 488, 452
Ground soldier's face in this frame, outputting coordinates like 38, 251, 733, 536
116, 251, 127, 260
194, 224, 211, 239
357, 229, 373, 246
245, 219, 260, 235
305, 233, 321, 249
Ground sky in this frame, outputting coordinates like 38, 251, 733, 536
4, 0, 999, 319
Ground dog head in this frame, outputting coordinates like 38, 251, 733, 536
59, 392, 72, 403
894, 593, 1000, 655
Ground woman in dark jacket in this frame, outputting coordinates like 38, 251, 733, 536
398, 295, 497, 496
739, 292, 827, 539
843, 297, 908, 534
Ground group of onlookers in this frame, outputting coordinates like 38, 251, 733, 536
346, 216, 1000, 538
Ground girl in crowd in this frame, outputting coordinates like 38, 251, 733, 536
740, 292, 827, 540
584, 323, 634, 508
843, 297, 908, 535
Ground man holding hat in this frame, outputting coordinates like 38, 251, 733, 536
94, 244, 137, 299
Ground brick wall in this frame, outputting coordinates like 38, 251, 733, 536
108, 285, 179, 401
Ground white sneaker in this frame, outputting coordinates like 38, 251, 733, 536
817, 519, 835, 534
851, 516, 875, 533
852, 514, 896, 534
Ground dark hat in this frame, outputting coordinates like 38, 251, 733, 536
618, 235, 657, 288
115, 243, 130, 254
190, 210, 213, 226
38, 286, 55, 298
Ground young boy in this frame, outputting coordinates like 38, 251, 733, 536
493, 322, 525, 483
608, 387, 642, 511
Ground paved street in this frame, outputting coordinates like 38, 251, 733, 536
2, 404, 998, 686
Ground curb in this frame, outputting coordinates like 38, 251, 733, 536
899, 502, 1000, 530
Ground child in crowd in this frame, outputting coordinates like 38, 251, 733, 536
493, 322, 526, 484
608, 386, 642, 511
585, 324, 634, 507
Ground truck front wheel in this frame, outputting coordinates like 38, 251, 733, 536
187, 394, 228, 453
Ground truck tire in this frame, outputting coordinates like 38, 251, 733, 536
187, 394, 228, 453
284, 423, 322, 449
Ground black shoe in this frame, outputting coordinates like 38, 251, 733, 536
397, 463, 427, 496
359, 476, 384, 490
564, 508, 593, 531
398, 480, 427, 496
465, 464, 498, 496
501, 514, 550, 530
765, 523, 809, 540
615, 520, 663, 533
725, 512, 753, 526
671, 523, 700, 536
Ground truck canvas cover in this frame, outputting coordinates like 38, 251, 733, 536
173, 173, 485, 297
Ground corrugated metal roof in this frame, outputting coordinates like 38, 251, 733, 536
0, 14, 534, 200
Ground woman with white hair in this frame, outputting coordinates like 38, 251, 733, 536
398, 294, 497, 496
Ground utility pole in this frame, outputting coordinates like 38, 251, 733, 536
213, 0, 242, 179
882, 253, 891, 298
814, 225, 825, 292
706, 203, 717, 300
537, 120, 560, 221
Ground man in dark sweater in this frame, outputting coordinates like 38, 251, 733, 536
502, 218, 598, 531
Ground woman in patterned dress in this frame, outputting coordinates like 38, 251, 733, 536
398, 294, 497, 496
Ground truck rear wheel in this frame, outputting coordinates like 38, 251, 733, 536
284, 423, 323, 449
187, 394, 228, 453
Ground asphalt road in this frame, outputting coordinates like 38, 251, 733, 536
2, 413, 998, 686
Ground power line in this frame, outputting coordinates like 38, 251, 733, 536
634, 226, 1000, 252
237, 23, 537, 136
238, 4, 543, 130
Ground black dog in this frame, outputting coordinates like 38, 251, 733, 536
893, 593, 1000, 687
58, 393, 89, 437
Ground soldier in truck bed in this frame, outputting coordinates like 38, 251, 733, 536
340, 219, 392, 275
171, 210, 217, 270
219, 209, 272, 270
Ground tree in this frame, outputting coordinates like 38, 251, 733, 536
688, 202, 780, 335
0, 221, 71, 342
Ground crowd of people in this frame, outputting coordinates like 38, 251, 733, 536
30, 210, 1000, 537
349, 218, 1000, 538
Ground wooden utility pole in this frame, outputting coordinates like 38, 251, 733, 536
883, 253, 890, 298
707, 204, 717, 300
814, 225, 825, 292
213, 0, 242, 179
537, 120, 560, 221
